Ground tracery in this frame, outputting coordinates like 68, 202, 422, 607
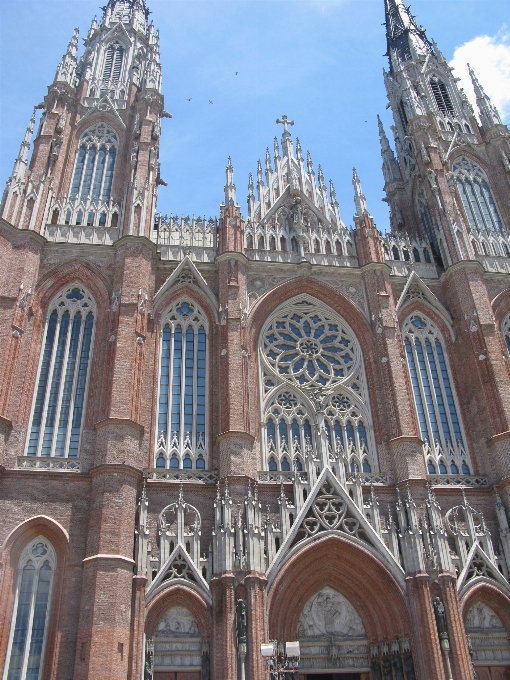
27, 286, 96, 460
403, 313, 471, 475
155, 299, 208, 469
452, 157, 503, 235
259, 296, 377, 473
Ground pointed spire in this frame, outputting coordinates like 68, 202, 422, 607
317, 164, 326, 190
247, 173, 254, 199
224, 156, 237, 205
306, 151, 314, 174
329, 179, 338, 206
468, 63, 502, 129
265, 147, 272, 172
384, 0, 433, 72
55, 27, 79, 85
11, 109, 36, 181
295, 137, 303, 161
88, 15, 97, 38
257, 159, 263, 184
378, 115, 401, 183
274, 136, 280, 161
352, 168, 369, 217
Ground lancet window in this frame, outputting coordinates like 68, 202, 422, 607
156, 300, 208, 469
26, 286, 96, 459
101, 42, 124, 96
260, 296, 377, 473
403, 314, 470, 475
502, 313, 510, 356
453, 158, 503, 235
430, 77, 454, 116
4, 537, 56, 680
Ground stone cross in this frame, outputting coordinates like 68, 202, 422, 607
276, 115, 294, 134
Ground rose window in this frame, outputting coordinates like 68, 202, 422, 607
262, 305, 358, 387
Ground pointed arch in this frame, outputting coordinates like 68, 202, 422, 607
452, 157, 504, 235
145, 584, 211, 640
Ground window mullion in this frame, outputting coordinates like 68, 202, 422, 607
423, 337, 444, 453
76, 147, 89, 201
49, 308, 75, 457
61, 314, 86, 458
179, 325, 186, 466
19, 565, 39, 680
192, 327, 198, 461
35, 316, 62, 458
410, 337, 434, 449
166, 325, 174, 467
99, 147, 110, 206
433, 341, 455, 450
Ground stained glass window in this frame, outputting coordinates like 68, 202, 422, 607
156, 300, 208, 469
5, 538, 56, 680
27, 286, 96, 459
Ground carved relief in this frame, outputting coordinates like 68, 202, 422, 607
155, 606, 200, 638
297, 586, 366, 638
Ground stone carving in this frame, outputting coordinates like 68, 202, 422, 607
155, 606, 200, 638
466, 603, 504, 631
297, 586, 365, 638
236, 599, 247, 644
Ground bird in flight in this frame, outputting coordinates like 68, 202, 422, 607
209, 100, 213, 104
186, 98, 192, 101
236, 72, 238, 75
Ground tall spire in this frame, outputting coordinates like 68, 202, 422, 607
468, 63, 502, 129
54, 27, 79, 85
224, 157, 237, 205
378, 115, 401, 183
101, 0, 149, 32
11, 109, 36, 181
384, 0, 432, 72
352, 168, 369, 217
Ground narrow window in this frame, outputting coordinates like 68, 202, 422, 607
156, 300, 208, 469
27, 287, 96, 459
430, 78, 454, 115
5, 538, 56, 680
404, 314, 469, 475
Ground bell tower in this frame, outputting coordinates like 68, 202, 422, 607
380, 0, 510, 266
1, 0, 169, 239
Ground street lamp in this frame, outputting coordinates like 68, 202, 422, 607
261, 640, 300, 679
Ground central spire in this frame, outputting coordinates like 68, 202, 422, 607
384, 0, 432, 71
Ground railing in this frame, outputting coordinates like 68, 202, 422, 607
16, 456, 81, 472
144, 468, 219, 483
427, 474, 489, 488
45, 224, 120, 246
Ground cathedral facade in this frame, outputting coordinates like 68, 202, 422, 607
1, 1, 510, 679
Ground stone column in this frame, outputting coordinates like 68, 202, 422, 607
245, 573, 268, 680
128, 574, 147, 680
438, 573, 473, 680
211, 573, 237, 680
406, 573, 445, 680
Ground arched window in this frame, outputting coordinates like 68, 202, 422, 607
398, 100, 408, 130
259, 296, 377, 473
4, 537, 56, 680
246, 234, 253, 249
403, 314, 470, 475
102, 42, 124, 86
70, 124, 118, 216
430, 78, 454, 115
156, 300, 208, 469
27, 286, 96, 459
502, 313, 510, 356
452, 158, 503, 234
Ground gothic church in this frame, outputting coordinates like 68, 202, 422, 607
1, 0, 510, 679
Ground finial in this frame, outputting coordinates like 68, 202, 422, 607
352, 167, 369, 216
276, 114, 294, 136
257, 160, 263, 182
178, 484, 184, 504
274, 136, 280, 159
307, 151, 314, 174
216, 480, 221, 502
295, 137, 303, 160
317, 164, 326, 189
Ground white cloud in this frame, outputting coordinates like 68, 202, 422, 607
449, 28, 510, 122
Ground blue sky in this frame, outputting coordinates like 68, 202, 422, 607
1, 0, 509, 233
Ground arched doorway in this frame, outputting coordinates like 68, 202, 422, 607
294, 586, 369, 679
152, 605, 205, 680
465, 602, 510, 680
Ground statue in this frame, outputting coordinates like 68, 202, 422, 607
236, 599, 247, 645
144, 637, 154, 680
370, 658, 382, 680
201, 648, 210, 680
433, 597, 448, 638
403, 648, 416, 680
392, 651, 404, 680
382, 655, 393, 680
